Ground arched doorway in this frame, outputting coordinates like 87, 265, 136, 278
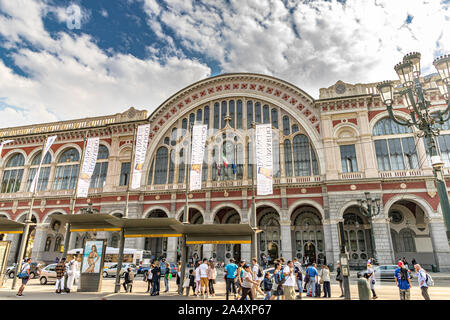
213, 207, 241, 263
145, 209, 168, 260
257, 207, 281, 264
178, 208, 204, 263
388, 200, 436, 267
37, 212, 65, 263
342, 207, 371, 269
290, 207, 324, 265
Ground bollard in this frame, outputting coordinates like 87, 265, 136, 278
357, 278, 371, 300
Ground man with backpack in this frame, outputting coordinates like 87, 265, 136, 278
270, 263, 285, 300
414, 264, 432, 300
394, 261, 411, 300
251, 258, 264, 298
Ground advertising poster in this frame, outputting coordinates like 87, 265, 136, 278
81, 240, 104, 274
255, 124, 273, 195
131, 124, 150, 189
189, 124, 208, 191
76, 137, 99, 198
29, 135, 57, 193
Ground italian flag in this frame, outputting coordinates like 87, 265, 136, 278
222, 150, 229, 168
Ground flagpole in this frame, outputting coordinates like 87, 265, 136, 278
62, 130, 89, 259
11, 135, 48, 290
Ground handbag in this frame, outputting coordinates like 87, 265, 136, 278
182, 278, 190, 288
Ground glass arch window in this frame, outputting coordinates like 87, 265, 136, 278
284, 140, 293, 177
255, 102, 261, 123
246, 101, 253, 129
373, 118, 411, 136
271, 109, 279, 129
221, 101, 227, 129
236, 100, 243, 129
263, 105, 270, 124
283, 116, 290, 136
53, 148, 80, 190
1, 153, 25, 193
229, 100, 235, 128
90, 145, 109, 189
26, 151, 52, 192
204, 106, 210, 126
293, 135, 312, 176
154, 147, 169, 185
178, 148, 185, 183
214, 103, 220, 130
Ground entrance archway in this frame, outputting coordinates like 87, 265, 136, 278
177, 208, 204, 263
257, 206, 281, 264
145, 209, 168, 260
213, 207, 241, 263
342, 207, 371, 269
303, 242, 316, 264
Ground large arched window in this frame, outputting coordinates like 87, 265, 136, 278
289, 134, 319, 176
373, 117, 418, 171
1, 153, 25, 193
53, 148, 80, 190
154, 147, 169, 185
26, 151, 51, 192
90, 145, 109, 189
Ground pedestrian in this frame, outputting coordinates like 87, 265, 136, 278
151, 261, 161, 296
163, 262, 171, 293
320, 265, 331, 298
263, 272, 273, 300
198, 258, 209, 298
55, 258, 66, 294
270, 263, 285, 300
176, 261, 181, 288
236, 260, 245, 299
122, 267, 134, 293
66, 255, 79, 293
336, 262, 344, 297
240, 264, 259, 300
185, 269, 196, 296
414, 264, 431, 300
16, 257, 32, 297
282, 260, 296, 300
305, 263, 318, 297
366, 263, 378, 299
224, 258, 238, 300
293, 258, 303, 299
251, 258, 265, 298
207, 261, 216, 296
145, 264, 153, 293
395, 261, 411, 300
411, 258, 417, 268
193, 261, 201, 296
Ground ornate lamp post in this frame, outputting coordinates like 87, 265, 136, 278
377, 52, 450, 239
357, 192, 381, 263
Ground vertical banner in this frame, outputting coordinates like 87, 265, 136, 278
0, 140, 14, 160
255, 124, 273, 195
131, 124, 150, 189
189, 124, 208, 191
76, 137, 100, 198
29, 135, 57, 193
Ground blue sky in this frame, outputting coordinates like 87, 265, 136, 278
0, 0, 449, 128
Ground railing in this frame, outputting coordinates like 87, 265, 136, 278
339, 172, 364, 180
379, 169, 424, 178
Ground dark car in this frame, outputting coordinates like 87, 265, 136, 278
6, 262, 41, 279
357, 265, 414, 281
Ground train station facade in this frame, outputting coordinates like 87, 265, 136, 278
1, 73, 450, 270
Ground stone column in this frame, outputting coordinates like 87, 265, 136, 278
166, 237, 178, 262
372, 219, 395, 265
280, 221, 292, 260
322, 115, 339, 180
31, 224, 49, 263
241, 243, 251, 263
429, 220, 450, 271
323, 220, 341, 266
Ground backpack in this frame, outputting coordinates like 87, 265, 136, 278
425, 273, 434, 287
257, 267, 263, 278
400, 268, 409, 281
274, 271, 286, 285
294, 265, 303, 281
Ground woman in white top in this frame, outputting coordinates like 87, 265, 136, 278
240, 265, 259, 300
366, 263, 378, 299
194, 261, 201, 296
319, 265, 331, 298
146, 264, 154, 293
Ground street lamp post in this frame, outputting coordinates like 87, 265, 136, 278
377, 52, 450, 239
357, 192, 381, 264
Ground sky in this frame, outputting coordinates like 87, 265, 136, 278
0, 0, 449, 128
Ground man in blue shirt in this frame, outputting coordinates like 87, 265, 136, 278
224, 258, 238, 300
395, 261, 411, 300
305, 263, 318, 297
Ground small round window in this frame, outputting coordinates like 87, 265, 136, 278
389, 211, 403, 224
352, 253, 359, 260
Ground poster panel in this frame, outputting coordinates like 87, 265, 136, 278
131, 124, 150, 189
255, 124, 273, 195
76, 137, 99, 198
189, 124, 208, 191
81, 240, 104, 274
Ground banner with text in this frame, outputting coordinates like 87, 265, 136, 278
189, 124, 208, 191
131, 124, 150, 189
256, 124, 273, 196
0, 140, 14, 160
30, 135, 57, 193
77, 137, 99, 198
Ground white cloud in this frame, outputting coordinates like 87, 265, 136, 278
0, 0, 211, 128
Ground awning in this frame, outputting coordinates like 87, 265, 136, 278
170, 224, 256, 244
0, 218, 26, 234
106, 218, 183, 238
50, 214, 122, 232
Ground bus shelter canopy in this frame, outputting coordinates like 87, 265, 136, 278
50, 214, 122, 232
170, 224, 256, 244
0, 218, 26, 234
105, 218, 183, 238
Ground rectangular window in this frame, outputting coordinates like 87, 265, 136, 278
401, 137, 419, 169
120, 162, 130, 186
388, 138, 405, 170
374, 140, 390, 171
340, 145, 358, 173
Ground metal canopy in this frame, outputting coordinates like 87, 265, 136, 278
0, 218, 26, 234
170, 224, 255, 244
50, 214, 122, 232
105, 218, 183, 238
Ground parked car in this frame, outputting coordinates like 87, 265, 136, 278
103, 263, 136, 278
6, 262, 41, 279
357, 265, 414, 281
39, 263, 57, 285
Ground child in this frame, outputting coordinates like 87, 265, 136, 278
185, 269, 196, 296
263, 272, 273, 300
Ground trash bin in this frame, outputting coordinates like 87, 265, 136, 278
327, 263, 334, 272
357, 278, 371, 300
432, 264, 438, 272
